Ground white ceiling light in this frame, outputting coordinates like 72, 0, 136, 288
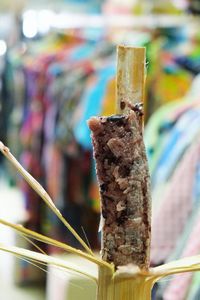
38, 10, 53, 35
22, 10, 38, 38
0, 40, 7, 56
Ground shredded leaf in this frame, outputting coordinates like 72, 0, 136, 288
0, 243, 98, 283
18, 232, 47, 255
0, 218, 112, 269
0, 141, 93, 256
152, 255, 200, 277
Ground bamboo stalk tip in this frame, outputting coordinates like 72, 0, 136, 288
116, 45, 146, 114
117, 45, 146, 60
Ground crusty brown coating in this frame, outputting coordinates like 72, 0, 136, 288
88, 110, 151, 270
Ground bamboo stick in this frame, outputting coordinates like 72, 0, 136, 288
89, 45, 152, 299
116, 46, 146, 114
115, 46, 151, 270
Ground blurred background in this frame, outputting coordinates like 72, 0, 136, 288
0, 0, 200, 299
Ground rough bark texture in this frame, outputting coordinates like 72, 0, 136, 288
88, 109, 151, 270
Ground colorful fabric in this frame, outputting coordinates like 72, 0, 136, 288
144, 101, 182, 176
164, 209, 200, 300
153, 108, 200, 187
156, 202, 200, 298
73, 64, 116, 149
151, 135, 200, 264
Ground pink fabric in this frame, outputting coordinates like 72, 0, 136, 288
44, 144, 63, 201
164, 213, 200, 300
151, 137, 200, 264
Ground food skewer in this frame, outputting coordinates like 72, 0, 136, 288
88, 46, 151, 271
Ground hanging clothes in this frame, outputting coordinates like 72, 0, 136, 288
163, 208, 200, 299
5, 33, 118, 254
73, 63, 116, 149
151, 133, 200, 265
152, 107, 200, 187
155, 168, 200, 298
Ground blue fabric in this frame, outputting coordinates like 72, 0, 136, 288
153, 108, 200, 187
46, 43, 95, 76
192, 162, 200, 207
48, 62, 63, 76
70, 43, 95, 61
73, 64, 116, 149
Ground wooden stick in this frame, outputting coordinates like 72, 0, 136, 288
88, 45, 151, 299
116, 46, 146, 114
89, 45, 151, 272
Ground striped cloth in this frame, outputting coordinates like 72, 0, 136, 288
151, 135, 200, 264
163, 212, 200, 299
